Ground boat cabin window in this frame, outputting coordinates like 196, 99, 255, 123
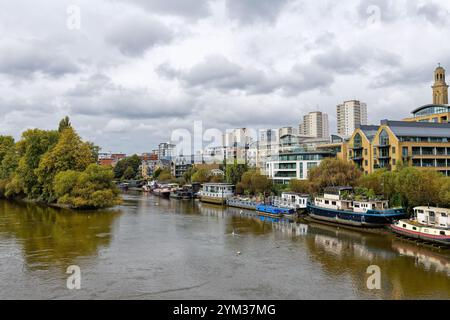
332, 201, 336, 206
403, 224, 407, 228
325, 200, 329, 204
440, 231, 446, 236
354, 203, 360, 208
413, 227, 417, 231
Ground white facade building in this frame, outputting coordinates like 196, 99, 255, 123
266, 151, 334, 184
337, 100, 368, 137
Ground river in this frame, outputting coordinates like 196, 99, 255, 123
0, 192, 449, 300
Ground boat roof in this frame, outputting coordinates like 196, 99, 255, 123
414, 206, 450, 214
282, 192, 309, 197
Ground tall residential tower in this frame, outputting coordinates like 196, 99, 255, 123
336, 100, 368, 137
299, 111, 329, 139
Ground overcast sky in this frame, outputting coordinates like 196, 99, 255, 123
1, 0, 449, 154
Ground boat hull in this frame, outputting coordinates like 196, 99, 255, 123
391, 222, 450, 246
307, 204, 407, 228
200, 195, 227, 205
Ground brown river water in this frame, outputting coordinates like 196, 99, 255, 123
0, 192, 449, 299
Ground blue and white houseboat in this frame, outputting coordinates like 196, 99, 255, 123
391, 207, 450, 246
307, 186, 406, 228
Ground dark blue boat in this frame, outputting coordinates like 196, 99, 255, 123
307, 186, 407, 228
307, 204, 407, 228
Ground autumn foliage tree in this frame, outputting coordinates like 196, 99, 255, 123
307, 158, 362, 194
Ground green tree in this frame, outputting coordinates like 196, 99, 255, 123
36, 127, 95, 202
58, 116, 72, 133
7, 129, 60, 199
123, 166, 136, 180
114, 154, 141, 180
54, 164, 121, 209
225, 162, 248, 185
158, 169, 174, 182
236, 170, 271, 195
0, 136, 15, 163
191, 168, 210, 183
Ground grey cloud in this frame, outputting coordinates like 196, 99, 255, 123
417, 2, 450, 26
157, 54, 333, 95
0, 40, 79, 78
106, 17, 174, 56
226, 0, 291, 24
66, 75, 192, 119
116, 0, 213, 19
313, 46, 401, 75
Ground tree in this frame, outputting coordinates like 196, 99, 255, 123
36, 127, 96, 202
289, 179, 310, 194
225, 162, 248, 185
7, 129, 60, 199
158, 169, 174, 182
58, 116, 72, 132
236, 169, 271, 195
308, 158, 361, 194
123, 167, 136, 180
54, 164, 121, 209
0, 136, 14, 163
114, 154, 141, 180
191, 168, 210, 183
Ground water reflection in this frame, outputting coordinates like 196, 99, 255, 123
0, 200, 120, 271
0, 194, 449, 299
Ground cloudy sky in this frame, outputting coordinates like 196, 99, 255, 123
1, 0, 449, 154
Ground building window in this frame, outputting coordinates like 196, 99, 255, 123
392, 146, 396, 154
379, 129, 390, 146
402, 147, 409, 157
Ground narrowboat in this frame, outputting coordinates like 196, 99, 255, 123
307, 186, 406, 228
198, 183, 234, 205
226, 198, 259, 210
256, 204, 296, 218
391, 207, 450, 246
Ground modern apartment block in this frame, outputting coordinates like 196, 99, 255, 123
337, 100, 368, 137
299, 111, 329, 139
346, 120, 450, 176
266, 151, 335, 184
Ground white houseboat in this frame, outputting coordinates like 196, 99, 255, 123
198, 183, 234, 205
272, 192, 309, 210
391, 207, 450, 246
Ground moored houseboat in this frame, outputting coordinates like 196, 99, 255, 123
198, 183, 234, 205
307, 186, 406, 228
170, 189, 194, 200
153, 183, 180, 198
256, 204, 296, 219
391, 207, 450, 246
271, 192, 309, 211
226, 198, 259, 210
